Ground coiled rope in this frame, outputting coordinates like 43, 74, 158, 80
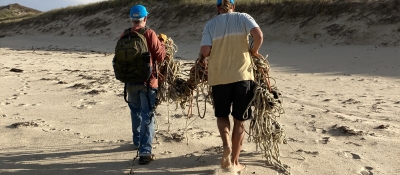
157, 40, 210, 116
156, 37, 188, 108
244, 54, 290, 174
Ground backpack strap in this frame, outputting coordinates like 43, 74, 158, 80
124, 83, 129, 103
123, 28, 132, 37
138, 26, 148, 35
136, 26, 157, 78
122, 27, 146, 37
139, 26, 156, 110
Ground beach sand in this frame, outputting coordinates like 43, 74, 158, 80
1, 5, 400, 174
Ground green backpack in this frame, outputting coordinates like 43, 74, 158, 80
112, 27, 151, 83
112, 27, 153, 103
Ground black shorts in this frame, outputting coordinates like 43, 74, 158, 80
211, 80, 254, 121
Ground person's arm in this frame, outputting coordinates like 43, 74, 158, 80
200, 45, 211, 59
145, 29, 165, 63
249, 27, 263, 57
241, 13, 263, 57
199, 22, 212, 61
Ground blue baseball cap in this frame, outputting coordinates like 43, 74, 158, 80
130, 5, 149, 20
217, 0, 234, 5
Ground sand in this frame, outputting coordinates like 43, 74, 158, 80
1, 13, 400, 175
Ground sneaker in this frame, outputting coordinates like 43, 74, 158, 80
138, 154, 156, 165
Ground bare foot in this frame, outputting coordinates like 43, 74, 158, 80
221, 146, 232, 168
233, 163, 246, 172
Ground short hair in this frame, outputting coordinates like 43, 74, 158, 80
131, 17, 144, 23
217, 0, 234, 12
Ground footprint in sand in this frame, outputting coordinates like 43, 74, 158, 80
57, 81, 68, 84
93, 139, 107, 143
75, 104, 93, 109
10, 119, 47, 128
11, 121, 39, 128
40, 77, 59, 81
191, 130, 218, 139
331, 124, 366, 136
317, 137, 330, 144
9, 68, 24, 73
17, 103, 30, 107
358, 166, 373, 175
342, 98, 361, 104
287, 137, 305, 143
333, 114, 352, 121
297, 149, 319, 156
351, 153, 361, 159
204, 146, 223, 154
337, 151, 362, 160
1, 102, 10, 106
161, 151, 173, 155
73, 99, 102, 109
74, 132, 91, 139
213, 166, 240, 175
313, 127, 327, 134
70, 83, 92, 89
345, 141, 362, 146
183, 153, 195, 158
16, 85, 30, 92
323, 99, 332, 102
337, 151, 349, 158
6, 96, 18, 100
157, 129, 186, 142
32, 103, 43, 106
86, 89, 107, 95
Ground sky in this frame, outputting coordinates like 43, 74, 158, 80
0, 0, 107, 12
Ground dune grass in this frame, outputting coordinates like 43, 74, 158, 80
40, 0, 397, 20
0, 3, 42, 23
0, 0, 398, 25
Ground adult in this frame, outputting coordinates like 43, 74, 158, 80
123, 4, 165, 165
199, 0, 263, 172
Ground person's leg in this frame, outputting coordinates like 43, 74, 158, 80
217, 117, 231, 168
138, 87, 156, 158
231, 118, 245, 170
212, 84, 233, 168
127, 85, 142, 148
231, 80, 254, 171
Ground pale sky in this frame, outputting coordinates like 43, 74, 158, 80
0, 0, 107, 12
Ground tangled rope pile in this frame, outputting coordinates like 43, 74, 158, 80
244, 54, 290, 174
186, 55, 210, 118
155, 38, 210, 147
156, 37, 186, 108
157, 40, 210, 113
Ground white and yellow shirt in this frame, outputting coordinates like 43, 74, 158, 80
200, 12, 259, 86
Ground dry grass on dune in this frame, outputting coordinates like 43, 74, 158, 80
0, 3, 42, 23
0, 0, 398, 25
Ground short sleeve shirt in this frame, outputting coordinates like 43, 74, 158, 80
200, 12, 259, 86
